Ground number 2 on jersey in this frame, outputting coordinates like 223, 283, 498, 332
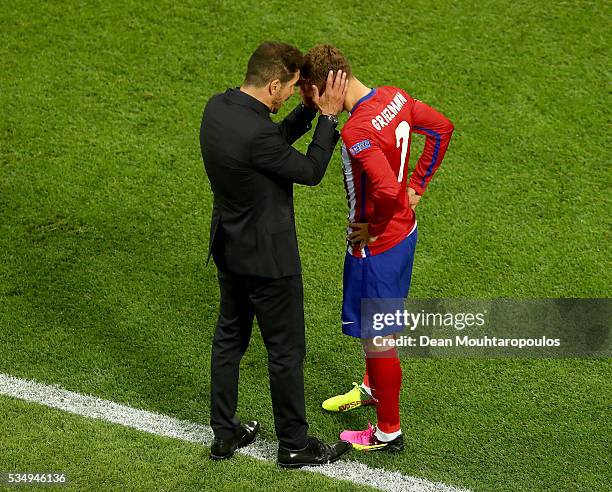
395, 120, 410, 182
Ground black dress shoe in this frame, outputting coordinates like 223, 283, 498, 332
210, 421, 260, 460
277, 436, 351, 468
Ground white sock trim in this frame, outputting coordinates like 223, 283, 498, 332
360, 383, 372, 396
374, 427, 401, 442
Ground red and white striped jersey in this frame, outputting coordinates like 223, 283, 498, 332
340, 86, 454, 257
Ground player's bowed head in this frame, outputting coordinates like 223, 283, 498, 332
239, 41, 348, 117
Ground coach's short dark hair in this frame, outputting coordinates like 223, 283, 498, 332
244, 41, 304, 87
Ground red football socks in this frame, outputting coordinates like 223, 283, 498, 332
362, 368, 370, 390
365, 349, 402, 434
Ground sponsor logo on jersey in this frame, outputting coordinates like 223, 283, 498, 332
349, 139, 371, 156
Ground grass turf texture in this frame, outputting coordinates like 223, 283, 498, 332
0, 395, 375, 492
1, 1, 610, 491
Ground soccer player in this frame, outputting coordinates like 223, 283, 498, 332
300, 45, 454, 451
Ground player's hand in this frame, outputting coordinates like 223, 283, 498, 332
408, 187, 421, 211
348, 222, 378, 249
312, 70, 348, 116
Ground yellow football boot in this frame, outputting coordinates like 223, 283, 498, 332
322, 382, 376, 412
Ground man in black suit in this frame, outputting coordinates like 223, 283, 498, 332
199, 41, 350, 468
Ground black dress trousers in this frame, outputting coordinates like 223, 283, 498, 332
211, 267, 308, 449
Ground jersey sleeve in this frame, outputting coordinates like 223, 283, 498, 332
342, 129, 402, 237
408, 97, 454, 195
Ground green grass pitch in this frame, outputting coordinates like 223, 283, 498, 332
1, 1, 610, 491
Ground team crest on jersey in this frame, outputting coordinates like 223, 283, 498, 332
348, 140, 371, 156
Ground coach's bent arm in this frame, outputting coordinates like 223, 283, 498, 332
277, 104, 318, 145
251, 117, 339, 186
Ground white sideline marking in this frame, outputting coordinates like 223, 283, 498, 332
0, 373, 469, 492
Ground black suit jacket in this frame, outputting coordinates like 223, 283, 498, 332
200, 88, 340, 278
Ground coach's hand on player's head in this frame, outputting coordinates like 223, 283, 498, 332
312, 70, 348, 116
347, 222, 378, 250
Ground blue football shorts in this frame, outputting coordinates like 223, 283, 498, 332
341, 225, 417, 339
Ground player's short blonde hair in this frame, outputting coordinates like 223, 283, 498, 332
301, 44, 352, 95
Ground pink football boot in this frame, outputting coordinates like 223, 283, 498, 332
340, 422, 404, 452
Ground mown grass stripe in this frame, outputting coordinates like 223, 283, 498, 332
0, 373, 469, 492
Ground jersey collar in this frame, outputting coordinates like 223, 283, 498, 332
350, 88, 376, 113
